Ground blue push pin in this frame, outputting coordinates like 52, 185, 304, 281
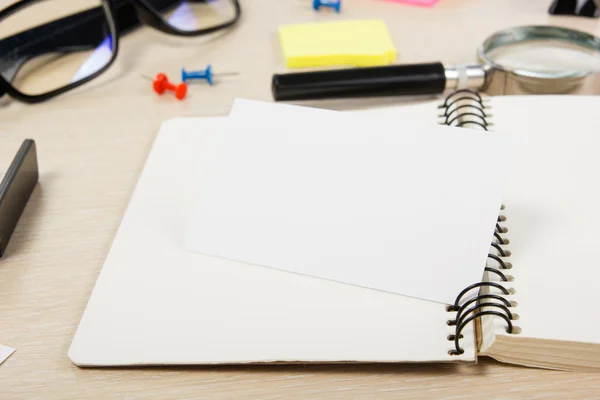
181, 65, 238, 86
313, 0, 341, 12
182, 65, 214, 85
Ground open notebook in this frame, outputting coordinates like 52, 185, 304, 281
68, 93, 600, 371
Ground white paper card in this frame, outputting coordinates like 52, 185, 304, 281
184, 100, 509, 304
0, 345, 15, 365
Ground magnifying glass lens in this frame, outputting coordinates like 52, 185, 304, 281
486, 40, 600, 75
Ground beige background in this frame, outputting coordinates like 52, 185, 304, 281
2, 0, 600, 399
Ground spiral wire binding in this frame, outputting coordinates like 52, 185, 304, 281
438, 89, 492, 131
439, 90, 520, 355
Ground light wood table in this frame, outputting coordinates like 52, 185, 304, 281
2, 1, 600, 399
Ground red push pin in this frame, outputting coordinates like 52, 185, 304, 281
142, 73, 187, 100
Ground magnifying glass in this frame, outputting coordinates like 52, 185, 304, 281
271, 26, 600, 101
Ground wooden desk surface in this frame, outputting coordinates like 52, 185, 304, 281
2, 0, 600, 398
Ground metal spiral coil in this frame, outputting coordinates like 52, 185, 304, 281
438, 89, 492, 130
439, 90, 519, 356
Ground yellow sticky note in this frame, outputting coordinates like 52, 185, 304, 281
279, 20, 397, 68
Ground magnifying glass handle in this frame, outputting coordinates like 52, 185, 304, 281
272, 62, 446, 101
272, 63, 485, 101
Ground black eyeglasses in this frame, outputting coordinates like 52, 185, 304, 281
0, 0, 241, 104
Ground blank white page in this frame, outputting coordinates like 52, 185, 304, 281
487, 96, 600, 345
183, 100, 510, 305
354, 96, 600, 346
68, 118, 476, 366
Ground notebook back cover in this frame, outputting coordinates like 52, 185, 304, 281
68, 117, 476, 366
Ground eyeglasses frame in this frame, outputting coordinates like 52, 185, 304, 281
0, 0, 241, 103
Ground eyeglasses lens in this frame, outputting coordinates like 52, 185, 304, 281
0, 0, 115, 96
152, 0, 237, 32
